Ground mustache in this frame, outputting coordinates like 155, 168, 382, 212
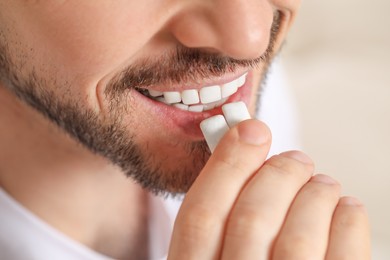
106, 11, 281, 97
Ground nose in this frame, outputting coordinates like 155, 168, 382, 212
168, 0, 275, 60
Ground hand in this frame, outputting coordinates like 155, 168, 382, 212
168, 120, 370, 259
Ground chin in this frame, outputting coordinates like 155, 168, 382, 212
118, 135, 211, 195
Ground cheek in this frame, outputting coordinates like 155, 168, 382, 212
13, 1, 168, 84
44, 2, 163, 73
2, 1, 172, 111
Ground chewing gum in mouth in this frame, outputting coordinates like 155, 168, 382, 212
200, 101, 251, 153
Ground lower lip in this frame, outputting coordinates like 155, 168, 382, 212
130, 72, 254, 140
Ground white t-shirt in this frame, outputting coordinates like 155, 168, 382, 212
0, 61, 300, 260
0, 187, 182, 260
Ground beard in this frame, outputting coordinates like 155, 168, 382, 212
0, 13, 280, 196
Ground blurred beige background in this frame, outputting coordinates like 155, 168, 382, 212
281, 0, 390, 258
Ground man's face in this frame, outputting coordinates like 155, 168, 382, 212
0, 1, 299, 194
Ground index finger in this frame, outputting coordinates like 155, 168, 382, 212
168, 119, 271, 260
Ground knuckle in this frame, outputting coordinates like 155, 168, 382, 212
213, 152, 249, 175
226, 205, 266, 238
178, 203, 220, 241
224, 205, 274, 248
275, 235, 314, 260
220, 157, 246, 173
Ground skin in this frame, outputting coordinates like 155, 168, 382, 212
0, 0, 370, 259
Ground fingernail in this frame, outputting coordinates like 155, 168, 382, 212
280, 151, 313, 165
311, 174, 338, 185
237, 120, 271, 146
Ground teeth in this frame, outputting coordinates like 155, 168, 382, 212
236, 73, 247, 88
203, 98, 229, 111
199, 85, 222, 104
188, 105, 204, 112
181, 89, 200, 105
155, 97, 169, 104
214, 97, 228, 107
221, 82, 238, 98
203, 102, 218, 111
148, 90, 163, 97
163, 91, 181, 104
173, 103, 189, 111
146, 73, 248, 112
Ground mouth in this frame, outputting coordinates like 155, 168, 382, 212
136, 72, 248, 112
131, 71, 253, 139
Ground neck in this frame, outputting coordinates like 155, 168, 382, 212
0, 86, 149, 259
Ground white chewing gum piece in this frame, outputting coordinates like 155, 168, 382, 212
222, 101, 251, 128
200, 115, 229, 153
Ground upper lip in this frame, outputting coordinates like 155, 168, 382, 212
140, 70, 249, 92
